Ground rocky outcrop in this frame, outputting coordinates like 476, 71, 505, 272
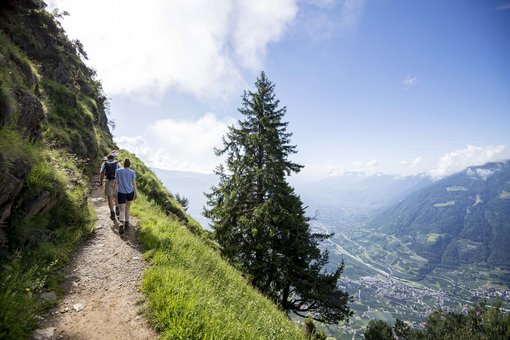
22, 190, 60, 222
0, 1, 115, 257
15, 88, 45, 141
0, 86, 18, 128
0, 157, 31, 254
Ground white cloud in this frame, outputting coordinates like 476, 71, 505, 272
114, 135, 152, 159
430, 145, 510, 179
401, 156, 422, 169
232, 2, 297, 70
403, 74, 418, 89
46, 0, 297, 100
115, 113, 234, 173
366, 158, 378, 167
466, 168, 496, 181
338, 0, 365, 32
149, 113, 234, 158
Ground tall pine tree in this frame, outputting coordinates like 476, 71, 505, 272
205, 72, 352, 324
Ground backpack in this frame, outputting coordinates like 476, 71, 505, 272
104, 161, 118, 180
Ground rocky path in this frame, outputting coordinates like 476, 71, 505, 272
33, 184, 157, 340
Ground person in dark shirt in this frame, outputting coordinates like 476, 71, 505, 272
99, 154, 120, 220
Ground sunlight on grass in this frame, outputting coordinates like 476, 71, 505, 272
133, 195, 306, 339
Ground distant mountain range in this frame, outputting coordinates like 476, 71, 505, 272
153, 168, 435, 229
291, 172, 432, 227
370, 160, 510, 277
153, 161, 510, 285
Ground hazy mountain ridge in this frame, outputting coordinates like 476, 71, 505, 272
370, 160, 510, 278
292, 172, 433, 227
152, 168, 435, 229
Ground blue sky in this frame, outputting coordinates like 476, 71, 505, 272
47, 0, 510, 178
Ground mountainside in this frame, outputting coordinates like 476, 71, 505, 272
371, 160, 510, 278
0, 0, 115, 255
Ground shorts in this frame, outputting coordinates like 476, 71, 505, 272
118, 191, 135, 204
105, 179, 115, 196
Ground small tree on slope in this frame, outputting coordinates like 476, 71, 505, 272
205, 72, 352, 324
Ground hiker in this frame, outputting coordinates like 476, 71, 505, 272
114, 158, 137, 235
99, 154, 120, 220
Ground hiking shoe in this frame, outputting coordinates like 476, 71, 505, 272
115, 206, 120, 216
119, 224, 124, 235
124, 221, 130, 230
110, 211, 115, 220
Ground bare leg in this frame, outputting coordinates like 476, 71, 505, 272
107, 195, 114, 211
119, 204, 126, 223
125, 201, 132, 225
114, 189, 119, 211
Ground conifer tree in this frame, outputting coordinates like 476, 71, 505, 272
205, 72, 352, 324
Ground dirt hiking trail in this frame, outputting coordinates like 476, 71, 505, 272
33, 183, 157, 340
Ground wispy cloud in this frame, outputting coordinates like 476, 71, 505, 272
46, 0, 297, 101
401, 156, 422, 169
301, 0, 366, 40
403, 74, 418, 89
429, 145, 510, 179
496, 2, 510, 10
115, 113, 234, 173
338, 0, 365, 32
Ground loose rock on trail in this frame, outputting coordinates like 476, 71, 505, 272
33, 183, 157, 340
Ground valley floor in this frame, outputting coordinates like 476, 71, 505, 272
33, 184, 157, 339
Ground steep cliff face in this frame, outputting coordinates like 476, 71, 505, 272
0, 0, 115, 255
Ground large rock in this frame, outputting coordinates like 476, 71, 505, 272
0, 158, 30, 254
15, 89, 45, 141
0, 85, 18, 128
23, 191, 59, 221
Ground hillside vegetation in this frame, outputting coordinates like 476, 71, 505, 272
364, 299, 510, 340
0, 2, 310, 338
1, 1, 113, 337
115, 151, 308, 338
135, 193, 305, 339
370, 161, 510, 282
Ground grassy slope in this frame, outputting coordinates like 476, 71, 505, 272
135, 196, 305, 339
122, 151, 306, 339
0, 5, 110, 337
0, 3, 306, 338
0, 126, 95, 338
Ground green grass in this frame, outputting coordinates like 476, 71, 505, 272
0, 126, 95, 339
133, 195, 306, 339
0, 112, 102, 338
0, 6, 115, 338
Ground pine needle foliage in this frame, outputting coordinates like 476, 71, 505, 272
205, 72, 352, 324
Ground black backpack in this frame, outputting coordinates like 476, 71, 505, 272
104, 161, 117, 180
